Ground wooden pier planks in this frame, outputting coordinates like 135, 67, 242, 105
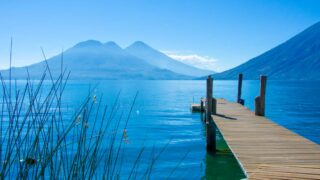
211, 98, 320, 179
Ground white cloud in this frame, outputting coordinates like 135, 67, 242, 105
162, 50, 219, 72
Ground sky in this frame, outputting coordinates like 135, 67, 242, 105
0, 0, 319, 72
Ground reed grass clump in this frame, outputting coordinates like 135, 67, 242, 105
0, 62, 167, 179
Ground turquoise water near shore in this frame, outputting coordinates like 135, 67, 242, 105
3, 80, 319, 179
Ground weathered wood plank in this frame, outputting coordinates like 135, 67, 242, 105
212, 99, 320, 179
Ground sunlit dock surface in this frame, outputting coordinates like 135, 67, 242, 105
211, 98, 320, 179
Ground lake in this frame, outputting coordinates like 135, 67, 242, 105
57, 80, 319, 179
2, 80, 320, 179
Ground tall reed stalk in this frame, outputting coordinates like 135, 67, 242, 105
0, 47, 182, 179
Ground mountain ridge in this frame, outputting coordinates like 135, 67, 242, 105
211, 21, 320, 80
0, 40, 196, 80
126, 41, 214, 77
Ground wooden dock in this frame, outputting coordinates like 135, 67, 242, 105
212, 98, 320, 179
191, 98, 206, 112
194, 75, 320, 179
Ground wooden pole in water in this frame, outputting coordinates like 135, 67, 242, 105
200, 99, 204, 112
237, 73, 244, 105
206, 76, 216, 152
206, 76, 213, 122
255, 75, 267, 116
260, 76, 267, 116
200, 98, 205, 121
212, 98, 217, 115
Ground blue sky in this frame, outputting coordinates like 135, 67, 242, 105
0, 0, 319, 72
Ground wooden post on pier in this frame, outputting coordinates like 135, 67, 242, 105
200, 99, 205, 121
255, 75, 267, 116
200, 99, 204, 112
237, 73, 245, 105
206, 76, 213, 121
212, 98, 217, 115
206, 76, 217, 118
206, 76, 216, 152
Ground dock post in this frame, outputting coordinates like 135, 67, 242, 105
255, 75, 267, 116
237, 73, 245, 105
206, 76, 216, 152
206, 118, 216, 152
206, 76, 217, 116
212, 98, 217, 115
206, 76, 213, 122
200, 99, 204, 112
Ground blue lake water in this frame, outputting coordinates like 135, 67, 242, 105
3, 80, 320, 179
58, 80, 320, 179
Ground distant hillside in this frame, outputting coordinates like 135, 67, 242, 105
126, 41, 213, 77
0, 40, 193, 80
213, 21, 320, 80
